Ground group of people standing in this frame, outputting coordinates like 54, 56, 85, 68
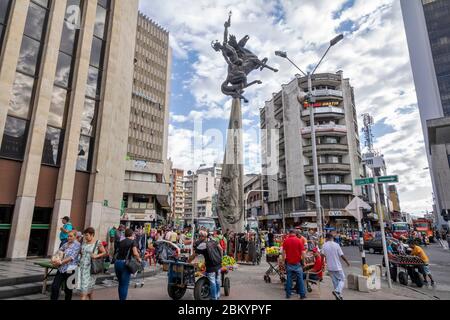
281, 229, 350, 300
51, 219, 142, 301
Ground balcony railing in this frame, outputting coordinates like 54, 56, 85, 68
303, 144, 349, 154
304, 163, 351, 174
301, 124, 347, 135
306, 184, 353, 192
301, 106, 345, 118
312, 89, 343, 98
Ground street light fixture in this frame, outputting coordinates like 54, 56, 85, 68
275, 34, 344, 238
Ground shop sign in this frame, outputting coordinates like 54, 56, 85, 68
303, 101, 340, 109
329, 211, 343, 217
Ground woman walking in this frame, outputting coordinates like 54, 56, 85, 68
78, 227, 107, 300
114, 228, 142, 300
50, 231, 80, 300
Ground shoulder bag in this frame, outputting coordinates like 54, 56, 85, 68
90, 240, 104, 274
125, 243, 141, 274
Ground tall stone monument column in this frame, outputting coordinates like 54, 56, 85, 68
212, 11, 278, 233
217, 98, 245, 233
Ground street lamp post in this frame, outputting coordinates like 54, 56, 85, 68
275, 34, 344, 238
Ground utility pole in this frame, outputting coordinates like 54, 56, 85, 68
373, 171, 392, 288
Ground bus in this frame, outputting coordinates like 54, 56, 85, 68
412, 218, 434, 242
391, 222, 410, 240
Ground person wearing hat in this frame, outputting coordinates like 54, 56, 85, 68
59, 216, 73, 248
303, 247, 323, 281
282, 229, 307, 299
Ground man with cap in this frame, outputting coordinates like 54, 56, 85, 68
282, 229, 306, 299
59, 216, 73, 248
303, 247, 324, 281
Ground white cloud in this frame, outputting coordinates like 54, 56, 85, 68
141, 0, 433, 214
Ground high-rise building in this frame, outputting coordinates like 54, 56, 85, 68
260, 71, 363, 230
0, 0, 139, 259
401, 0, 450, 229
121, 13, 172, 229
183, 172, 217, 221
171, 168, 185, 220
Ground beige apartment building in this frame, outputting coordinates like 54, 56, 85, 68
0, 0, 139, 259
121, 13, 172, 229
260, 71, 364, 230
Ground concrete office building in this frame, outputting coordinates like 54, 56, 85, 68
260, 71, 364, 230
401, 0, 450, 229
121, 13, 172, 229
183, 172, 217, 221
0, 0, 139, 259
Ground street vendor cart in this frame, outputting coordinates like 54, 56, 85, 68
164, 258, 234, 300
388, 253, 426, 288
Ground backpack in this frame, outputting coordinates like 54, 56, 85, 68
206, 240, 222, 266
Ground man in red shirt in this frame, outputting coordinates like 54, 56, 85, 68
303, 247, 323, 281
282, 229, 307, 299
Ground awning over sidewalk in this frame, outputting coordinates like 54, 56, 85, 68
156, 195, 171, 212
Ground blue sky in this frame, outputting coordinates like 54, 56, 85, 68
139, 0, 433, 215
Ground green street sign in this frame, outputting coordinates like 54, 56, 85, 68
377, 175, 399, 183
103, 200, 109, 207
355, 177, 375, 186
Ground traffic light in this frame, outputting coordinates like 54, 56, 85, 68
441, 209, 449, 222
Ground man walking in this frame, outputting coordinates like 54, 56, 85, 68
59, 216, 73, 248
321, 233, 350, 300
282, 229, 306, 299
190, 230, 223, 300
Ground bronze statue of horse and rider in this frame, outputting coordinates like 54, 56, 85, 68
211, 11, 278, 103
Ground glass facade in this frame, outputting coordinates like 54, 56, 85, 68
76, 0, 110, 171
43, 0, 82, 166
423, 0, 450, 116
0, 0, 51, 161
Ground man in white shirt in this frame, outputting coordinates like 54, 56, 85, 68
321, 233, 350, 300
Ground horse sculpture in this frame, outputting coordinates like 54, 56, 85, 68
212, 11, 278, 103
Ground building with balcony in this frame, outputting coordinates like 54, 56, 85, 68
120, 13, 172, 229
260, 71, 363, 230
244, 174, 266, 221
0, 0, 139, 259
183, 172, 217, 221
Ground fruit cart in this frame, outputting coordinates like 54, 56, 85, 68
263, 247, 285, 283
164, 256, 236, 300
388, 253, 426, 288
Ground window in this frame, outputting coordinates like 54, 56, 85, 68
320, 174, 344, 184
0, 116, 29, 160
1, 0, 50, 161
76, 135, 93, 171
8, 72, 35, 119
54, 52, 72, 87
16, 36, 41, 76
41, 126, 63, 166
77, 0, 110, 171
48, 86, 68, 128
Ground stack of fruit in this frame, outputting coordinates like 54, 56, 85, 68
221, 255, 237, 273
266, 247, 280, 256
